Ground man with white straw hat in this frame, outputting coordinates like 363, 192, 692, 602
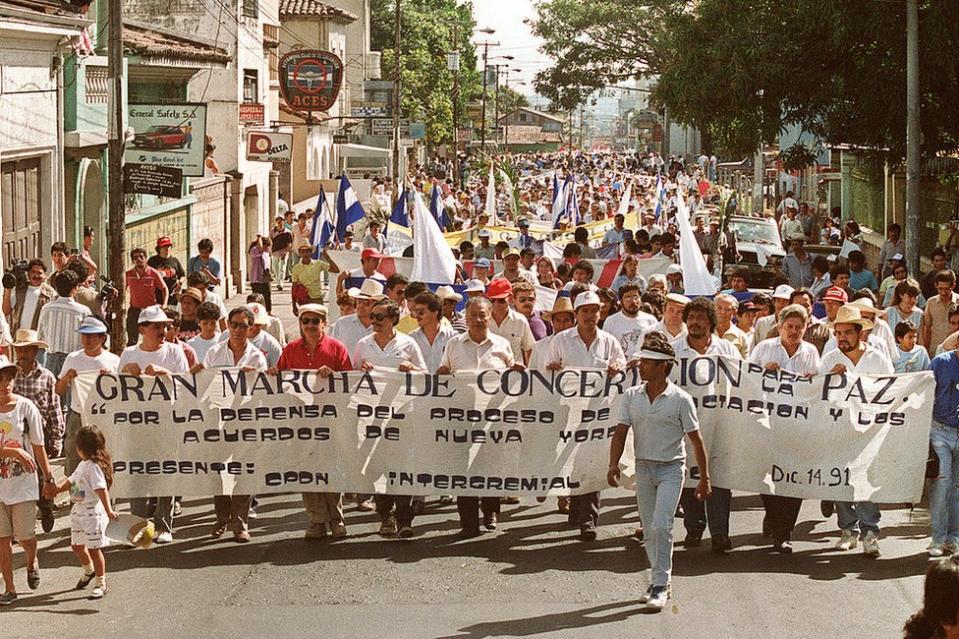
545, 290, 626, 541
11, 328, 61, 533
529, 296, 574, 371
823, 294, 896, 361
819, 304, 892, 557
328, 279, 383, 356
119, 305, 188, 544
56, 317, 119, 477
607, 331, 711, 611
435, 285, 467, 333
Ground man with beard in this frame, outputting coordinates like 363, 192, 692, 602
602, 283, 657, 358
819, 305, 892, 557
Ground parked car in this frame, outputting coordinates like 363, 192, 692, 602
723, 215, 786, 289
132, 125, 189, 150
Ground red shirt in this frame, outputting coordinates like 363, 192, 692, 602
126, 266, 167, 309
277, 335, 352, 372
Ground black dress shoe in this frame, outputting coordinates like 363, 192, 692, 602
483, 512, 497, 530
820, 500, 834, 517
711, 534, 733, 554
39, 504, 55, 534
684, 533, 702, 548
456, 527, 482, 539
579, 524, 597, 541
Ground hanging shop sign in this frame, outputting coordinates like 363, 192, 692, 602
246, 131, 293, 163
279, 50, 344, 112
123, 164, 183, 197
125, 103, 207, 177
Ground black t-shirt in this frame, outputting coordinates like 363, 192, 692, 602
178, 319, 200, 342
147, 255, 185, 303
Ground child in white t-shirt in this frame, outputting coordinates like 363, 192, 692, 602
48, 426, 117, 599
894, 320, 931, 373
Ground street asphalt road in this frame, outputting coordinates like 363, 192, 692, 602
2, 491, 930, 638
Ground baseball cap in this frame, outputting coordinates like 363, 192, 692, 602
666, 264, 683, 275
477, 229, 492, 238
179, 287, 204, 303
665, 293, 691, 306
361, 247, 382, 260
772, 284, 795, 300
156, 236, 173, 248
573, 290, 601, 310
822, 286, 848, 304
485, 278, 512, 299
77, 316, 108, 334
298, 303, 328, 318
474, 257, 491, 269
517, 218, 530, 228
246, 303, 270, 326
464, 279, 486, 293
0, 355, 17, 375
503, 248, 521, 258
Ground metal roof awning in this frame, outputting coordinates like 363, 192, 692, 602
338, 143, 391, 157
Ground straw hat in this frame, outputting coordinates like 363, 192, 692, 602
833, 304, 874, 330
10, 329, 47, 350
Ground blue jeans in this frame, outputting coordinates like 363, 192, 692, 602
45, 351, 67, 379
681, 486, 730, 537
930, 423, 959, 545
634, 460, 685, 588
836, 501, 880, 537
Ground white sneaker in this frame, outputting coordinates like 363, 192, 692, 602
638, 585, 653, 604
154, 531, 173, 544
928, 543, 945, 558
835, 530, 859, 551
862, 532, 881, 557
645, 586, 669, 611
90, 584, 107, 599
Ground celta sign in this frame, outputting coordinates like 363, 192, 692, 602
279, 50, 344, 112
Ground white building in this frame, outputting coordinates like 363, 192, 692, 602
0, 0, 90, 263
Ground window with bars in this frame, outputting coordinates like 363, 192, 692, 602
243, 69, 258, 103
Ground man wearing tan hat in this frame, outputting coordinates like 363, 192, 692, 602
819, 304, 892, 557
529, 296, 575, 370
12, 328, 62, 533
329, 279, 382, 355
495, 248, 536, 286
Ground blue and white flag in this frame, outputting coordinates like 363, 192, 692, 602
551, 175, 570, 229
335, 175, 366, 242
567, 177, 580, 226
411, 191, 456, 284
389, 187, 409, 229
653, 174, 667, 224
309, 187, 335, 258
429, 185, 450, 231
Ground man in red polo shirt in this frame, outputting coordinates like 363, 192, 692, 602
125, 247, 168, 346
277, 303, 352, 539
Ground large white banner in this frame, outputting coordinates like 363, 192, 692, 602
75, 359, 934, 502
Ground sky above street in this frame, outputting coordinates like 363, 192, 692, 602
471, 0, 548, 95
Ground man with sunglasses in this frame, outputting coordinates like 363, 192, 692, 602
486, 278, 534, 366
118, 305, 189, 544
277, 303, 352, 539
354, 299, 426, 538
200, 307, 267, 542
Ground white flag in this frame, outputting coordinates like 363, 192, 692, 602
675, 191, 717, 296
617, 179, 633, 217
485, 165, 499, 225
411, 191, 456, 284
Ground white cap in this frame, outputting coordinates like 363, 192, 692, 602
666, 264, 682, 275
665, 293, 691, 306
137, 305, 173, 324
573, 290, 601, 310
772, 284, 795, 300
245, 303, 270, 326
464, 279, 486, 293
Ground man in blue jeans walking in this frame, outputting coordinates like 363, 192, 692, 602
607, 332, 712, 612
929, 348, 959, 557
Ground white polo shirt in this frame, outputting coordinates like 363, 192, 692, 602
617, 381, 700, 463
203, 340, 268, 371
440, 331, 514, 372
528, 335, 555, 371
118, 341, 189, 374
748, 337, 821, 375
409, 324, 457, 373
545, 327, 626, 369
489, 308, 535, 362
819, 343, 893, 375
353, 331, 426, 371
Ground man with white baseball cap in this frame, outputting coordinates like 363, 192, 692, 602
545, 290, 626, 540
119, 305, 189, 544
647, 293, 689, 346
819, 304, 892, 557
607, 332, 711, 611
56, 317, 120, 476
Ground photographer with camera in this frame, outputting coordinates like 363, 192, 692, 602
2, 259, 55, 335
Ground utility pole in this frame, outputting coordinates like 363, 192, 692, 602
449, 21, 460, 182
107, 0, 126, 352
479, 41, 491, 151
753, 89, 765, 215
492, 64, 502, 145
391, 0, 401, 199
905, 0, 920, 276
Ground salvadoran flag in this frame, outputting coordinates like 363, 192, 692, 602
309, 187, 335, 258
389, 187, 409, 229
411, 191, 456, 284
430, 185, 450, 231
653, 174, 666, 224
551, 174, 568, 229
335, 175, 366, 242
567, 178, 580, 225
485, 165, 499, 225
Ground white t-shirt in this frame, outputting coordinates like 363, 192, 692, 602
603, 310, 658, 356
118, 341, 190, 374
61, 349, 121, 412
0, 397, 44, 505
69, 459, 107, 505
353, 332, 426, 371
187, 334, 220, 362
819, 344, 894, 375
203, 340, 268, 371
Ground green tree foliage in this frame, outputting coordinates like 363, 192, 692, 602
531, 0, 959, 162
371, 0, 481, 146
494, 85, 529, 122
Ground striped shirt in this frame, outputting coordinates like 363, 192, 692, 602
37, 296, 91, 354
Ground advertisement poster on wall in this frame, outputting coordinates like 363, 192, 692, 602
125, 103, 208, 177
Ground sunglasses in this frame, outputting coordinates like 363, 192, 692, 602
229, 322, 250, 330
370, 312, 391, 321
300, 317, 323, 326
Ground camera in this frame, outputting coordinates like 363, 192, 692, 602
2, 259, 28, 290
98, 275, 118, 301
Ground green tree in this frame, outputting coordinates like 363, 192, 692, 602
494, 85, 529, 123
371, 0, 482, 146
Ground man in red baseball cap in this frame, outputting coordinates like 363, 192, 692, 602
336, 247, 386, 296
486, 277, 534, 367
148, 236, 184, 305
821, 286, 848, 329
